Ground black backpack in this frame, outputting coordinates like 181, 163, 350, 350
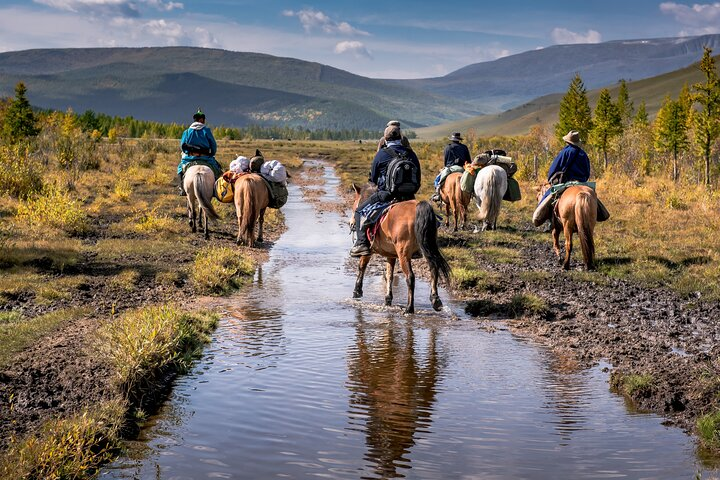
383, 147, 420, 196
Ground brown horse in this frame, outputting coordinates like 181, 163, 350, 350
351, 183, 451, 314
234, 173, 270, 246
439, 172, 471, 231
538, 184, 597, 270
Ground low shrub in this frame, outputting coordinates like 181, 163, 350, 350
15, 186, 89, 236
0, 143, 43, 198
191, 246, 255, 295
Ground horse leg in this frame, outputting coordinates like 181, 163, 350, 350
384, 258, 396, 306
202, 208, 209, 240
551, 217, 561, 257
444, 199, 450, 228
563, 224, 573, 270
257, 208, 266, 244
187, 198, 196, 233
429, 259, 443, 311
398, 254, 415, 314
353, 255, 371, 298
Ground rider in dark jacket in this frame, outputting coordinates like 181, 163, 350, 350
350, 126, 421, 257
443, 132, 471, 168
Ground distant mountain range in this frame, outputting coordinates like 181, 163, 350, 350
417, 51, 719, 139
0, 34, 718, 131
401, 34, 720, 113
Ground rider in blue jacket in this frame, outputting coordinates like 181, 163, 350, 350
177, 109, 222, 195
538, 130, 590, 204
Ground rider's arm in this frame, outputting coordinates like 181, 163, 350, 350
206, 129, 217, 157
547, 147, 568, 180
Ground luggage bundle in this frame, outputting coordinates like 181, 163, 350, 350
260, 160, 289, 209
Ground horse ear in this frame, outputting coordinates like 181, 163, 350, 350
352, 183, 362, 194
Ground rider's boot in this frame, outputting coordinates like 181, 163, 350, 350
177, 173, 187, 196
349, 210, 371, 257
430, 186, 441, 203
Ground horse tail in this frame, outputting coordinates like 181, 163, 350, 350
477, 167, 504, 225
238, 177, 258, 243
575, 191, 596, 269
415, 201, 451, 282
194, 171, 220, 221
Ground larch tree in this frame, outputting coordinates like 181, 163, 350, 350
555, 73, 593, 144
633, 101, 649, 127
654, 95, 690, 182
591, 88, 623, 169
691, 47, 720, 186
616, 79, 634, 126
2, 82, 39, 141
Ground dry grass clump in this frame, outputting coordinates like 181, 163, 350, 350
0, 400, 125, 480
610, 371, 655, 398
109, 269, 141, 291
191, 246, 255, 295
509, 293, 549, 318
96, 306, 218, 397
15, 186, 89, 236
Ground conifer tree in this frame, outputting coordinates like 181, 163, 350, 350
2, 82, 39, 141
555, 73, 593, 144
616, 79, 634, 126
691, 47, 720, 186
592, 88, 622, 169
654, 95, 690, 182
633, 101, 649, 127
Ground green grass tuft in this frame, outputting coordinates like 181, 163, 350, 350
191, 246, 255, 295
698, 410, 720, 449
509, 293, 549, 318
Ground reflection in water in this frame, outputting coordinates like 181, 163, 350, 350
347, 309, 445, 479
541, 355, 591, 446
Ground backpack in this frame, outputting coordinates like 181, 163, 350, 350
383, 147, 420, 196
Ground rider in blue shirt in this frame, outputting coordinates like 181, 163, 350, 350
177, 109, 222, 196
538, 130, 590, 204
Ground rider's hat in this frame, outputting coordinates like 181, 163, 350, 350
449, 132, 463, 142
562, 130, 581, 146
193, 108, 205, 121
386, 120, 401, 128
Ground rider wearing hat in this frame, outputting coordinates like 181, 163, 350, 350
177, 108, 222, 196
431, 132, 471, 202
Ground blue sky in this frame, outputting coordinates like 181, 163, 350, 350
1, 0, 719, 78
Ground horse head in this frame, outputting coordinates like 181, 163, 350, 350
350, 182, 378, 229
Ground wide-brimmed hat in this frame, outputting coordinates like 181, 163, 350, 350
449, 132, 463, 142
384, 125, 401, 141
562, 130, 581, 146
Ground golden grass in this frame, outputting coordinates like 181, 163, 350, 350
191, 246, 255, 295
0, 400, 125, 480
15, 186, 89, 236
96, 306, 218, 395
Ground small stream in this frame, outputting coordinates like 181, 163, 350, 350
103, 163, 716, 479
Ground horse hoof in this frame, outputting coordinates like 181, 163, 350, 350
404, 307, 414, 315
384, 296, 392, 306
353, 290, 363, 299
431, 296, 443, 311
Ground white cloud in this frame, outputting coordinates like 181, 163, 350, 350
472, 44, 511, 62
334, 40, 371, 58
283, 8, 369, 36
660, 2, 720, 35
550, 27, 602, 44
33, 0, 182, 18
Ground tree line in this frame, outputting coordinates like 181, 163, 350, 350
553, 46, 720, 185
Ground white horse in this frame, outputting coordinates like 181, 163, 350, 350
183, 164, 220, 239
473, 165, 507, 231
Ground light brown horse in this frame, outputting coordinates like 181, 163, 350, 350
538, 184, 597, 270
234, 173, 270, 246
439, 172, 471, 231
351, 183, 451, 314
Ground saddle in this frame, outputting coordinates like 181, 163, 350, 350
182, 159, 223, 180
532, 181, 610, 226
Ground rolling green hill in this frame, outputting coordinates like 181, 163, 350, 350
416, 54, 718, 139
0, 47, 482, 130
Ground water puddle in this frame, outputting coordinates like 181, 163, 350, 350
102, 162, 716, 479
